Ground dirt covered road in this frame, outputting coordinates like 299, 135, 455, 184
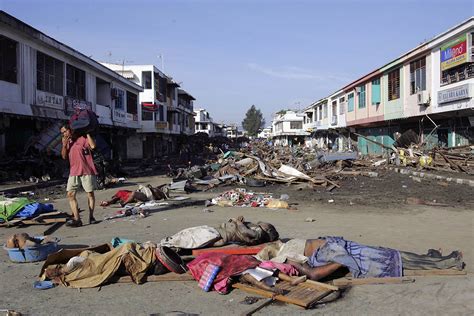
0, 172, 473, 315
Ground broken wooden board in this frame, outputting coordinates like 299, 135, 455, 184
403, 269, 467, 276
331, 276, 415, 286
0, 212, 68, 227
233, 280, 335, 309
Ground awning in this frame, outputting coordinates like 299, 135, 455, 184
142, 103, 158, 112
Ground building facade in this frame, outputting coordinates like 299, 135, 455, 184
299, 17, 474, 155
0, 11, 143, 160
271, 110, 309, 146
193, 109, 216, 137
101, 63, 196, 158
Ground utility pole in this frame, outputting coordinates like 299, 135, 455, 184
158, 54, 164, 72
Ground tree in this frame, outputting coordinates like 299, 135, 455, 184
242, 105, 265, 137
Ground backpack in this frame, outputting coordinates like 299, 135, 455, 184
69, 109, 98, 135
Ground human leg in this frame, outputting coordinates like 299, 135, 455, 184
400, 251, 463, 270
80, 175, 97, 224
66, 176, 80, 221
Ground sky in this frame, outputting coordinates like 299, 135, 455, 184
1, 0, 473, 126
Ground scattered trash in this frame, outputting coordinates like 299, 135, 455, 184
305, 218, 316, 222
328, 199, 334, 203
240, 296, 263, 305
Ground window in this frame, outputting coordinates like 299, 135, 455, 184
66, 64, 85, 99
410, 57, 426, 94
159, 77, 167, 100
142, 107, 153, 120
348, 93, 354, 112
126, 91, 137, 114
0, 35, 17, 83
114, 88, 125, 110
358, 85, 366, 108
142, 71, 152, 89
37, 52, 63, 95
440, 63, 473, 85
387, 68, 400, 101
290, 121, 302, 129
339, 97, 345, 114
158, 104, 164, 121
371, 78, 381, 105
323, 104, 328, 118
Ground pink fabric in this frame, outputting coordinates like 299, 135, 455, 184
259, 261, 299, 276
68, 137, 97, 176
187, 253, 260, 294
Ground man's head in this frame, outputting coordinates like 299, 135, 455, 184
60, 124, 72, 138
258, 222, 279, 242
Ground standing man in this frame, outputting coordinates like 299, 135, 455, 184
61, 124, 98, 227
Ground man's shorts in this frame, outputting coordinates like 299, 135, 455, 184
67, 175, 97, 193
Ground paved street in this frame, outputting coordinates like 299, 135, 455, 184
1, 174, 473, 315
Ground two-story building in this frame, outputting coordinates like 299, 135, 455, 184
301, 16, 473, 155
271, 110, 309, 146
0, 11, 143, 159
193, 109, 216, 137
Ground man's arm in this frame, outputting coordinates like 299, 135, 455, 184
287, 260, 343, 281
86, 134, 96, 150
61, 137, 70, 160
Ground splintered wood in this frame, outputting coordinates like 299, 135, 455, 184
233, 280, 336, 309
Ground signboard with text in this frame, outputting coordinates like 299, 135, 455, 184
36, 90, 64, 110
437, 83, 471, 105
64, 96, 92, 114
126, 113, 138, 121
155, 122, 168, 129
440, 34, 468, 71
113, 109, 127, 123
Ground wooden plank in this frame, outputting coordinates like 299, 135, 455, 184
304, 279, 339, 291
403, 269, 467, 276
19, 217, 67, 225
331, 277, 414, 286
233, 281, 334, 309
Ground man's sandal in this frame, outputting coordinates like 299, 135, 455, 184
66, 219, 83, 227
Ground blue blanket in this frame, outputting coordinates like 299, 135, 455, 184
15, 203, 54, 219
308, 236, 402, 278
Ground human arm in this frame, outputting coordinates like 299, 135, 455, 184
61, 136, 70, 160
86, 134, 96, 150
287, 259, 343, 281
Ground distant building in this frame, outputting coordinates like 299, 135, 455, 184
226, 124, 240, 138
101, 63, 195, 158
194, 109, 216, 137
271, 110, 309, 146
257, 127, 272, 139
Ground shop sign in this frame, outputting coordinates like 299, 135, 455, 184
440, 34, 468, 71
65, 96, 92, 114
36, 90, 64, 110
113, 109, 127, 123
126, 113, 138, 121
155, 122, 168, 129
437, 83, 471, 105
